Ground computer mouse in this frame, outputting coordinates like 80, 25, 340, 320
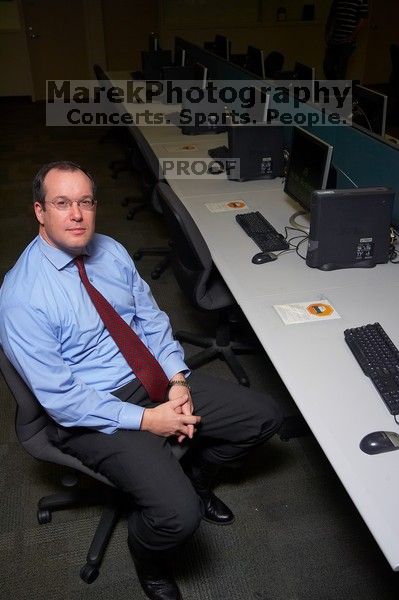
251, 252, 278, 265
208, 162, 224, 175
359, 431, 399, 455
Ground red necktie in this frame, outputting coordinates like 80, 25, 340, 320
75, 256, 169, 402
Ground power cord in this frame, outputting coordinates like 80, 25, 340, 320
389, 227, 399, 264
284, 225, 309, 260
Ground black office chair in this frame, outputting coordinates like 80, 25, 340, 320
264, 51, 285, 79
126, 127, 172, 280
156, 182, 256, 386
93, 64, 132, 179
0, 346, 187, 584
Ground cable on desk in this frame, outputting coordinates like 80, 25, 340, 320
293, 236, 309, 260
270, 227, 309, 260
283, 226, 309, 260
389, 228, 399, 264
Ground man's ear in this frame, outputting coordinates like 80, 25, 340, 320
33, 201, 45, 225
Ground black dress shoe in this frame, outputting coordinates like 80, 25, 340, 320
185, 458, 235, 525
202, 492, 235, 525
132, 556, 183, 600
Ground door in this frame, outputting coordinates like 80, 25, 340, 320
22, 0, 90, 100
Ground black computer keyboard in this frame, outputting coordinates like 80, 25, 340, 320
208, 145, 229, 160
344, 322, 399, 415
235, 211, 289, 252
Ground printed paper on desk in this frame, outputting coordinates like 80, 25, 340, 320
274, 299, 341, 325
205, 200, 248, 213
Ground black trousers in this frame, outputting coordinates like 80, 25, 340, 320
49, 372, 282, 559
323, 42, 355, 80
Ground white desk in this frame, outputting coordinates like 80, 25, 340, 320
240, 286, 399, 571
180, 188, 397, 301
110, 81, 399, 570
166, 156, 399, 572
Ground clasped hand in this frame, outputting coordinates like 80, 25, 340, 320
141, 386, 200, 443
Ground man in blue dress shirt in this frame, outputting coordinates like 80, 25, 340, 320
0, 161, 282, 600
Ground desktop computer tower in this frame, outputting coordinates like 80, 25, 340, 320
227, 125, 284, 181
306, 187, 393, 271
180, 98, 228, 135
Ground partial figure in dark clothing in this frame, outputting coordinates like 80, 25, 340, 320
323, 0, 369, 79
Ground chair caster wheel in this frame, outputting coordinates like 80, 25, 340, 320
238, 377, 250, 387
151, 270, 160, 280
80, 563, 99, 584
133, 252, 143, 260
37, 509, 52, 524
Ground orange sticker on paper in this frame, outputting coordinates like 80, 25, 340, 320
227, 200, 246, 209
306, 303, 334, 317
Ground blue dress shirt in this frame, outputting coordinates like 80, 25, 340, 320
0, 234, 188, 433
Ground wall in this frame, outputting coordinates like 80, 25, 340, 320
159, 0, 331, 79
101, 0, 158, 70
84, 0, 106, 72
0, 0, 32, 96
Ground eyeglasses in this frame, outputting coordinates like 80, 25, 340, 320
46, 198, 97, 211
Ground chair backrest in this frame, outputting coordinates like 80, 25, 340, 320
264, 51, 285, 78
0, 346, 188, 471
155, 182, 234, 311
93, 63, 107, 83
129, 125, 165, 211
132, 126, 163, 183
0, 346, 113, 483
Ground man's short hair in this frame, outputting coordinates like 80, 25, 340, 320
33, 161, 97, 207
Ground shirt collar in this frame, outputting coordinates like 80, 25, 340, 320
37, 235, 91, 271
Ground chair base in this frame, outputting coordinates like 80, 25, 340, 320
133, 248, 171, 279
176, 329, 254, 387
109, 159, 130, 179
37, 478, 122, 584
279, 415, 311, 441
126, 202, 148, 220
121, 194, 143, 208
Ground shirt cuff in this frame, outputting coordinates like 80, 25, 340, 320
161, 354, 190, 381
118, 401, 145, 430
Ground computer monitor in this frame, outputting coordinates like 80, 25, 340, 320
294, 61, 315, 102
180, 97, 227, 134
352, 85, 387, 137
223, 88, 270, 125
247, 89, 270, 124
192, 62, 208, 91
294, 61, 315, 81
174, 47, 185, 67
214, 34, 230, 61
148, 33, 160, 52
284, 127, 334, 213
246, 46, 265, 79
141, 50, 173, 80
161, 65, 198, 83
161, 63, 206, 105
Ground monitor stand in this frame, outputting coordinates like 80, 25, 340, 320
289, 210, 310, 234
